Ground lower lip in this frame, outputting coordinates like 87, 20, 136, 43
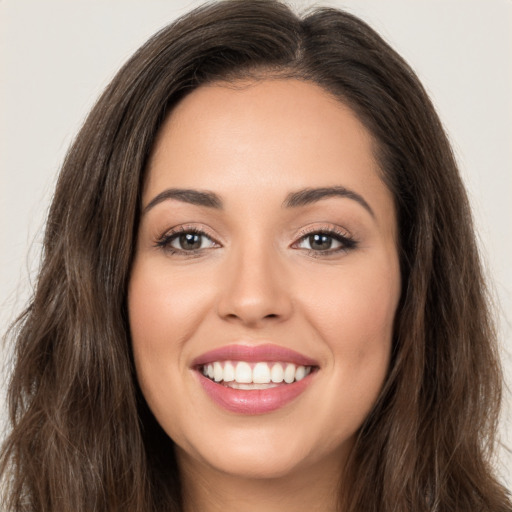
196, 371, 316, 414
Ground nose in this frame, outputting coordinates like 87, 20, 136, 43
216, 244, 293, 328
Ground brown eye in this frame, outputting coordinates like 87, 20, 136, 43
294, 230, 357, 254
308, 234, 334, 251
156, 229, 219, 253
174, 233, 203, 250
297, 232, 342, 252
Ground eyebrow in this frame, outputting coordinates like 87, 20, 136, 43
283, 186, 374, 217
143, 188, 223, 213
143, 185, 374, 217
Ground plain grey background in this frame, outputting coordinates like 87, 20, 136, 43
1, 0, 511, 487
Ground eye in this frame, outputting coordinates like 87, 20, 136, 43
170, 232, 215, 251
297, 233, 340, 251
155, 227, 219, 255
294, 229, 357, 255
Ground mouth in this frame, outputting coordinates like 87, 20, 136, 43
192, 344, 319, 414
199, 360, 314, 389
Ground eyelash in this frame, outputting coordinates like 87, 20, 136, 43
154, 225, 357, 257
292, 227, 357, 257
155, 226, 219, 257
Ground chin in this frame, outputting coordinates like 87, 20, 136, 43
174, 419, 351, 482
180, 445, 311, 481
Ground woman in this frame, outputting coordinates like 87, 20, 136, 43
1, 1, 510, 510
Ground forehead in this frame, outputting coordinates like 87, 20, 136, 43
149, 79, 377, 173
144, 79, 394, 229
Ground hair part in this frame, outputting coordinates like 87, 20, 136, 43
1, 1, 510, 510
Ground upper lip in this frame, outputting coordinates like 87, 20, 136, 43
191, 343, 319, 368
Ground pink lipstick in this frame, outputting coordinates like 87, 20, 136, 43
192, 344, 318, 414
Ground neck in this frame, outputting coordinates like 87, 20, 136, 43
178, 448, 346, 512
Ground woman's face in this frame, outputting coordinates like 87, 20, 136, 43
128, 79, 401, 480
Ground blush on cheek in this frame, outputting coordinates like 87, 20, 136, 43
129, 262, 206, 342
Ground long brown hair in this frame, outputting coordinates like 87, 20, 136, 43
1, 1, 510, 510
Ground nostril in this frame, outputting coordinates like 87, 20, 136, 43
216, 280, 294, 325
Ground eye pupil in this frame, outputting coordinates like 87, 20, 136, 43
180, 233, 202, 250
309, 233, 332, 250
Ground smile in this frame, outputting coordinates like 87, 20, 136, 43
201, 361, 313, 388
193, 344, 319, 414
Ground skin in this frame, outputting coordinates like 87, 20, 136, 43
128, 79, 401, 512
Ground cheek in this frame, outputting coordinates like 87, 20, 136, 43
127, 258, 214, 418
297, 252, 400, 411
300, 255, 399, 349
128, 258, 215, 347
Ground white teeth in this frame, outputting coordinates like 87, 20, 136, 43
253, 362, 271, 384
235, 361, 252, 383
271, 363, 284, 383
213, 362, 223, 382
295, 365, 306, 381
229, 382, 280, 390
223, 361, 235, 382
201, 361, 314, 385
284, 363, 295, 383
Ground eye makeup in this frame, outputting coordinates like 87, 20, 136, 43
153, 222, 358, 259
